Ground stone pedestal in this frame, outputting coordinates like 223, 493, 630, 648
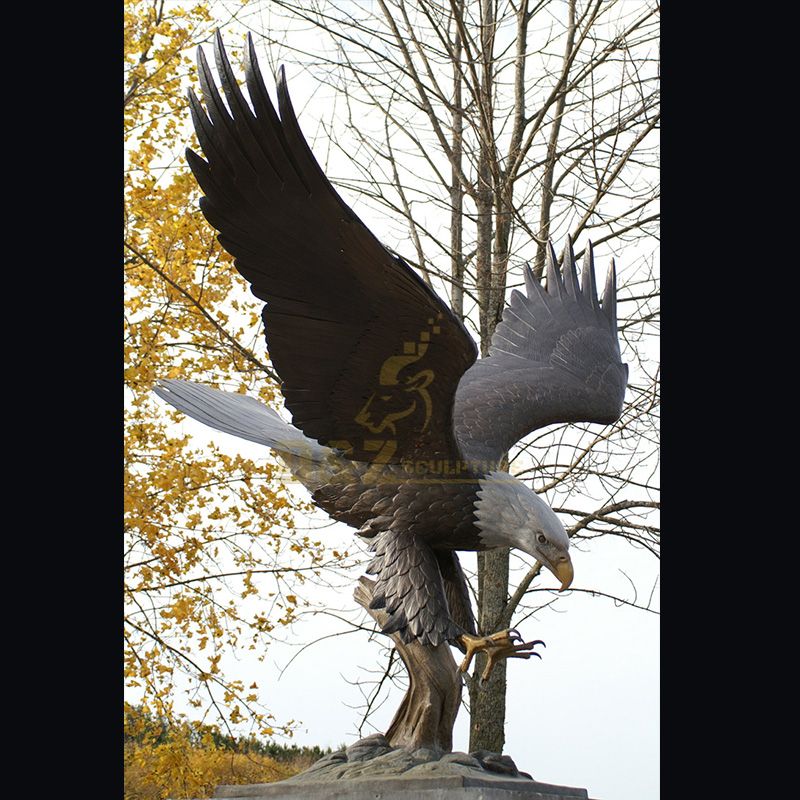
213, 774, 592, 799
212, 735, 596, 800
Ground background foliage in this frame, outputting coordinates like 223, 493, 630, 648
124, 704, 331, 799
124, 0, 351, 747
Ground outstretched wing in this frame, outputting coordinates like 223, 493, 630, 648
453, 240, 627, 469
187, 33, 477, 465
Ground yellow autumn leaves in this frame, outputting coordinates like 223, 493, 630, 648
124, 0, 334, 745
124, 703, 305, 800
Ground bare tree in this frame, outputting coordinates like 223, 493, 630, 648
203, 0, 659, 753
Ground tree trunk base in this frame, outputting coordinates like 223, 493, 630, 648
354, 576, 462, 751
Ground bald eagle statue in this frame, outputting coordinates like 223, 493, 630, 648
155, 33, 627, 682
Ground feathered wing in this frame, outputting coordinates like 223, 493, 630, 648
366, 530, 468, 646
454, 240, 628, 469
185, 33, 477, 466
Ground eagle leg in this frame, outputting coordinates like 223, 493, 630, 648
457, 629, 545, 683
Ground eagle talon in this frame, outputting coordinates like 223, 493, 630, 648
457, 630, 546, 682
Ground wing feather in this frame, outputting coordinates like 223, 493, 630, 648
454, 238, 627, 469
186, 33, 477, 465
367, 530, 463, 646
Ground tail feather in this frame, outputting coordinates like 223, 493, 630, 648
153, 379, 327, 461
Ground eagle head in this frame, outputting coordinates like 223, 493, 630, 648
474, 472, 573, 591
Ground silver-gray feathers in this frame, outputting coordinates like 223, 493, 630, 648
453, 239, 627, 469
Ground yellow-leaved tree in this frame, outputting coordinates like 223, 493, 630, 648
124, 3, 349, 790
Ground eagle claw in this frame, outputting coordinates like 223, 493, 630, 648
457, 630, 546, 683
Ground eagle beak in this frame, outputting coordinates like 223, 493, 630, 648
552, 557, 574, 591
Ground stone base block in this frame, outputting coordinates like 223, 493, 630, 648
213, 773, 591, 799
